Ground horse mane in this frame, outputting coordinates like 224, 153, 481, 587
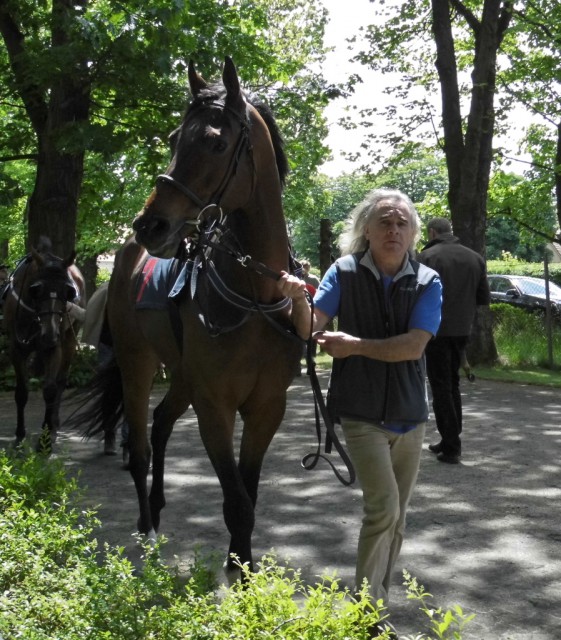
188, 82, 289, 188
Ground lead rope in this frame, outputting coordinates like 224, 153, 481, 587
300, 293, 355, 486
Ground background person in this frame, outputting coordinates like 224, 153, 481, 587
301, 259, 320, 293
417, 217, 490, 464
300, 259, 321, 368
278, 188, 442, 634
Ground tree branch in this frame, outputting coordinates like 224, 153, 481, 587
0, 153, 37, 163
0, 3, 48, 134
496, 206, 557, 242
449, 0, 480, 33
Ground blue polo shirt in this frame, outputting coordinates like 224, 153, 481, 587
314, 254, 442, 433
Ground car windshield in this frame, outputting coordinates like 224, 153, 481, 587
517, 279, 561, 298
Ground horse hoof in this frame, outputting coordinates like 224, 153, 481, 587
104, 441, 117, 455
223, 560, 242, 586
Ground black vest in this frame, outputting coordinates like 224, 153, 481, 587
328, 252, 437, 426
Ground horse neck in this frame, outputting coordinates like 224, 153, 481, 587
220, 189, 288, 305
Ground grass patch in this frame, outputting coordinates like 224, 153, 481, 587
470, 365, 561, 387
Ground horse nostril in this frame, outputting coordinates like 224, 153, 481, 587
132, 216, 146, 232
133, 215, 170, 237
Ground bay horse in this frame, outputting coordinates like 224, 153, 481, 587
77, 57, 302, 577
3, 237, 86, 452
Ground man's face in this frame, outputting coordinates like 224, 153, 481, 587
364, 199, 415, 261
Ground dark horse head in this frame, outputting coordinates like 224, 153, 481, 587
132, 56, 289, 264
10, 238, 80, 350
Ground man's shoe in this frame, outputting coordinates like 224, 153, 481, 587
436, 451, 460, 464
428, 442, 443, 454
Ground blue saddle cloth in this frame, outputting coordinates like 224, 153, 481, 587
135, 257, 189, 310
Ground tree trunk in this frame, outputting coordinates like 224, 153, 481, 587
555, 123, 561, 227
79, 254, 99, 302
467, 306, 498, 365
27, 139, 87, 258
431, 0, 514, 364
0, 0, 91, 259
26, 0, 91, 258
319, 218, 334, 277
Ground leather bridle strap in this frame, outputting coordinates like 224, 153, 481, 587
300, 293, 356, 486
156, 175, 206, 209
156, 100, 251, 211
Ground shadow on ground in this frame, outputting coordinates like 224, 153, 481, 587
1, 373, 560, 639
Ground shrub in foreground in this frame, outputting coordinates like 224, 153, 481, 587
0, 447, 474, 638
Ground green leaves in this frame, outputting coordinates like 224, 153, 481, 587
0, 0, 334, 259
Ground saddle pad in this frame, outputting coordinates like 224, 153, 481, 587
135, 256, 186, 310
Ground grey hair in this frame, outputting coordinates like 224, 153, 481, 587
338, 188, 422, 256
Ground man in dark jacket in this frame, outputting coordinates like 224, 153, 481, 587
418, 217, 490, 464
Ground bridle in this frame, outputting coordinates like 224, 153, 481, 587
10, 261, 76, 347
155, 99, 253, 233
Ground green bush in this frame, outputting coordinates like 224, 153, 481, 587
0, 447, 474, 639
491, 303, 561, 368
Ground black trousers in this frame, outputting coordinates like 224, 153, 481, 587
425, 335, 468, 456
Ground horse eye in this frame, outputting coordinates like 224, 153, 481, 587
29, 282, 43, 298
214, 139, 228, 153
66, 284, 77, 301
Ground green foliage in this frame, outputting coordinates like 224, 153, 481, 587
292, 147, 450, 266
403, 570, 475, 639
0, 0, 334, 263
290, 172, 376, 264
486, 169, 557, 261
0, 447, 475, 639
67, 344, 99, 389
491, 303, 561, 369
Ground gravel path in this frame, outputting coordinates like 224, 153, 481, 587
1, 373, 560, 639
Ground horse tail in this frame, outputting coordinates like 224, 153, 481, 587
65, 355, 124, 440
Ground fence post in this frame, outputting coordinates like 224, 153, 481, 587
544, 250, 554, 368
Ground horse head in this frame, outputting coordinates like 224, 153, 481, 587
25, 244, 79, 350
133, 56, 283, 259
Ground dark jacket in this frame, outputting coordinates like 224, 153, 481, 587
417, 233, 489, 337
328, 252, 438, 426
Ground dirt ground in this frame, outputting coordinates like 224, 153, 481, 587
1, 371, 560, 639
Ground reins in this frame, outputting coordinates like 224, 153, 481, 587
300, 294, 356, 487
9, 258, 82, 348
195, 221, 355, 486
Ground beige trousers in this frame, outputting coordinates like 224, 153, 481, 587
341, 419, 426, 603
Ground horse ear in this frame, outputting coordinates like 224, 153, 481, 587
188, 60, 208, 97
63, 250, 76, 269
222, 56, 244, 112
31, 247, 44, 266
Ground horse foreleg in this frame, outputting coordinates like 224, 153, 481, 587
37, 376, 63, 453
233, 396, 288, 572
13, 370, 28, 446
120, 367, 158, 539
37, 351, 67, 454
149, 382, 190, 532
196, 407, 256, 576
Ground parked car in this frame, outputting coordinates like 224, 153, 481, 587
487, 274, 561, 316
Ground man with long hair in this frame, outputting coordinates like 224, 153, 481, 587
278, 188, 442, 636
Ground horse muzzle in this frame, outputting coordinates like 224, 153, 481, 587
132, 214, 182, 259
